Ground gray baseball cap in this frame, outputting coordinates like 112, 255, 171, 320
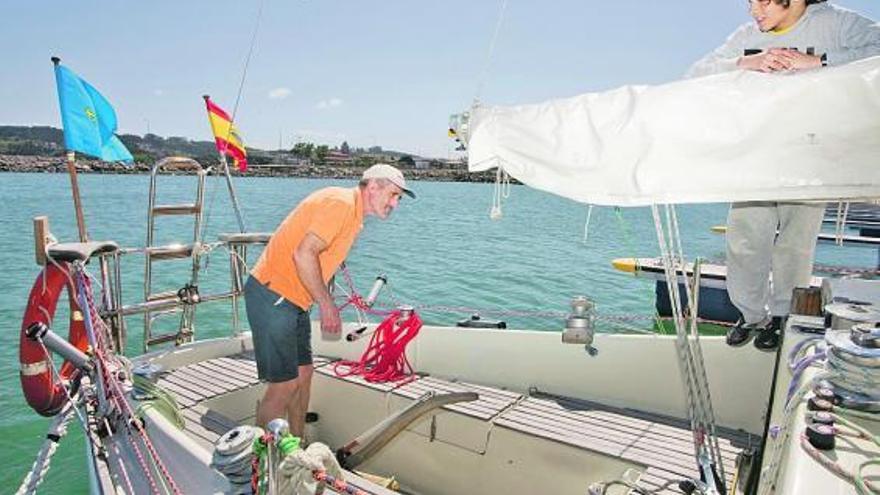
362, 163, 415, 198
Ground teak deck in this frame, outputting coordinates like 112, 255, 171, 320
158, 352, 753, 494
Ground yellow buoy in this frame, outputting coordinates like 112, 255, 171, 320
611, 257, 638, 274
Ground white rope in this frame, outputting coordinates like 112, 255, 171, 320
490, 164, 511, 220
582, 205, 595, 244
333, 277, 367, 327
276, 442, 345, 495
15, 402, 77, 495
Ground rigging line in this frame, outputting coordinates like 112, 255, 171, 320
473, 0, 509, 104
656, 204, 722, 483
669, 206, 724, 478
610, 207, 668, 332
668, 206, 723, 481
203, 0, 264, 239
224, 0, 266, 233
582, 204, 594, 245
652, 205, 701, 457
230, 0, 265, 124
200, 167, 221, 252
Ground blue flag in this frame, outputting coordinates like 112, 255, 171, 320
53, 64, 133, 163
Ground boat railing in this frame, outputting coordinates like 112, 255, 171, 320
99, 233, 271, 354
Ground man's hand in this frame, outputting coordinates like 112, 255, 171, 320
738, 48, 822, 73
319, 302, 342, 340
769, 48, 823, 71
738, 50, 792, 72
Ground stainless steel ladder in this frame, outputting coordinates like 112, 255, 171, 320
143, 157, 207, 351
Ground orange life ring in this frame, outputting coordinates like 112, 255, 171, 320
19, 263, 90, 417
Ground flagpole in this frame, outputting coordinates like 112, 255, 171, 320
220, 153, 246, 233
52, 57, 89, 242
203, 95, 246, 233
66, 150, 89, 242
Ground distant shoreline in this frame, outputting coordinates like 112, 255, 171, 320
0, 154, 499, 183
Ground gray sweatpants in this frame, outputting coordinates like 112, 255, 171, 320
726, 201, 825, 325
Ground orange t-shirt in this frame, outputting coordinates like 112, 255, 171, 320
251, 187, 364, 309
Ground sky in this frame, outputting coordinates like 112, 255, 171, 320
2, 1, 879, 158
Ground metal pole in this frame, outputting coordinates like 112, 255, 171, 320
220, 154, 247, 233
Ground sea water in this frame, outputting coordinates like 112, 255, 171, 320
0, 172, 874, 491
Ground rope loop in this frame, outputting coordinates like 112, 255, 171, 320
333, 309, 422, 383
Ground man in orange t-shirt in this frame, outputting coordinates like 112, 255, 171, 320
245, 164, 414, 436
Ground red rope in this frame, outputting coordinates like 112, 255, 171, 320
313, 469, 371, 495
333, 310, 422, 383
79, 271, 183, 494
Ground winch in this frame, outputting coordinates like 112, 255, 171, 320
562, 296, 598, 356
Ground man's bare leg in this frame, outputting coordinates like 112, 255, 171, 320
288, 364, 314, 438
257, 379, 299, 428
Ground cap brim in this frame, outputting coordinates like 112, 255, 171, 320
388, 178, 415, 199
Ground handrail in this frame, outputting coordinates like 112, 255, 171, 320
104, 234, 271, 346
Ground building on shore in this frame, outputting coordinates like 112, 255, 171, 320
324, 150, 353, 165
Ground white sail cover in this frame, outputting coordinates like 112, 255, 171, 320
467, 56, 880, 206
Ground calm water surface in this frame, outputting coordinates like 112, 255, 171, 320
0, 172, 874, 491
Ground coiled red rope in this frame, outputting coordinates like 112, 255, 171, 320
333, 309, 422, 383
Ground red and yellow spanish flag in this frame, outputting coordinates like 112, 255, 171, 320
204, 95, 247, 171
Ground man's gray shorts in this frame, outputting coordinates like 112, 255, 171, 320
244, 276, 313, 382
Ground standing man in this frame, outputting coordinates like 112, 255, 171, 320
687, 0, 880, 350
245, 164, 415, 436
